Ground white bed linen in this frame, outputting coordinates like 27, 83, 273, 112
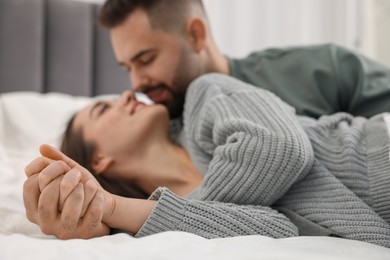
0, 92, 389, 260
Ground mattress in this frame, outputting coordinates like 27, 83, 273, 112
0, 92, 389, 260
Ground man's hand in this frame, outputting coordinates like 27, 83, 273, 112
23, 144, 114, 239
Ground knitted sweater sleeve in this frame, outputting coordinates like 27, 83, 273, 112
184, 74, 314, 206
136, 188, 298, 238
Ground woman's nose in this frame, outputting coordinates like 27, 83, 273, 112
117, 90, 135, 107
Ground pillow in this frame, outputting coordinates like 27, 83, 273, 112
0, 92, 119, 153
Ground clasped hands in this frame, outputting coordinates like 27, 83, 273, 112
23, 144, 114, 239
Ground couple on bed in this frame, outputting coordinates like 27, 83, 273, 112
23, 0, 390, 248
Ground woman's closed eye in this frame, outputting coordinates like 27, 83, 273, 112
90, 101, 114, 119
98, 103, 111, 116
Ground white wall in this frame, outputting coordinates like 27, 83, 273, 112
361, 0, 390, 67
72, 0, 389, 66
204, 0, 362, 58
204, 0, 389, 67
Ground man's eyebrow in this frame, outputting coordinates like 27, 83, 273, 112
118, 48, 156, 68
89, 101, 103, 119
130, 48, 155, 62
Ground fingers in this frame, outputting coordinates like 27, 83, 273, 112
59, 183, 84, 237
38, 176, 62, 233
38, 160, 71, 192
24, 145, 107, 239
59, 168, 82, 211
59, 188, 109, 239
81, 190, 107, 237
30, 176, 109, 240
40, 144, 99, 186
40, 144, 78, 169
24, 157, 53, 177
58, 169, 97, 215
23, 174, 40, 224
80, 180, 98, 217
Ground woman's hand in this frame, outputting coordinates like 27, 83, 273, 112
23, 144, 114, 239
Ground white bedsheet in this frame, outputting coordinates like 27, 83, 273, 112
1, 92, 389, 260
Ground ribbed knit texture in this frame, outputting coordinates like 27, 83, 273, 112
136, 74, 390, 248
136, 188, 298, 239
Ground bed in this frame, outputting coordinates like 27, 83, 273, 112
1, 0, 390, 259
1, 92, 389, 260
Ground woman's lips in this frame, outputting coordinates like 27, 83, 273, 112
130, 101, 147, 115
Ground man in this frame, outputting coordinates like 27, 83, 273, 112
100, 0, 390, 119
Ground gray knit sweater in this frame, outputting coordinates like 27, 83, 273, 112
136, 74, 390, 248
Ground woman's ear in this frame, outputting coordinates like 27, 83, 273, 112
186, 18, 206, 52
92, 153, 114, 174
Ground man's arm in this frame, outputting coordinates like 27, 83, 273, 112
333, 45, 390, 117
184, 74, 315, 206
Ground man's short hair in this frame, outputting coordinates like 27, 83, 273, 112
98, 0, 206, 33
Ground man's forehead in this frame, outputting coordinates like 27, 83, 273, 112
110, 12, 162, 61
110, 8, 176, 45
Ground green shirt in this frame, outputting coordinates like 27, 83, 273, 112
229, 44, 390, 118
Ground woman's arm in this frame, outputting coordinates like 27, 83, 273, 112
104, 195, 156, 234
184, 74, 314, 206
24, 145, 297, 239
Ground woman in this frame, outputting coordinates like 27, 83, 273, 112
23, 74, 390, 247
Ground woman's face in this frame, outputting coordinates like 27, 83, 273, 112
72, 91, 169, 161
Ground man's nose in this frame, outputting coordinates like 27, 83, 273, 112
130, 72, 150, 92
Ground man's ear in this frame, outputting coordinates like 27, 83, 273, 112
92, 153, 114, 174
186, 18, 206, 52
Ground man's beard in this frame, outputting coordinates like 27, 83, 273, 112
142, 82, 186, 119
155, 83, 185, 119
145, 42, 196, 119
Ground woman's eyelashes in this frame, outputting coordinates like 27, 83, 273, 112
98, 103, 111, 116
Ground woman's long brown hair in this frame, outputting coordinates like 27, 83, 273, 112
60, 114, 149, 199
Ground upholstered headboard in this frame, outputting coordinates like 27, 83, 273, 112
0, 0, 129, 96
